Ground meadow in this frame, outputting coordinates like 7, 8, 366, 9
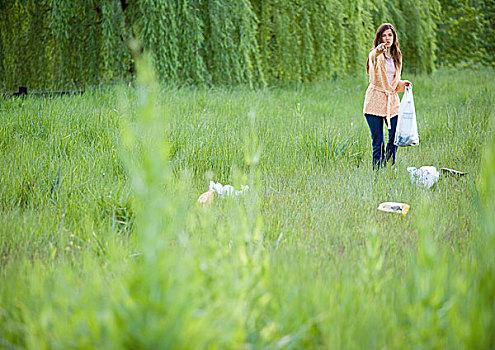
1, 66, 494, 349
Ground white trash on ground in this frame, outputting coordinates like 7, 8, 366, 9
209, 181, 249, 198
407, 166, 439, 189
197, 181, 250, 206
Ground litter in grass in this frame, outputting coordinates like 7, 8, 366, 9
440, 168, 467, 177
197, 181, 249, 206
197, 189, 215, 207
407, 166, 439, 189
377, 202, 410, 216
209, 181, 249, 198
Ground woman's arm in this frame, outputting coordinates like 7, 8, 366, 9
369, 43, 386, 67
395, 80, 412, 92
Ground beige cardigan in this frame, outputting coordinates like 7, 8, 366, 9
363, 48, 407, 128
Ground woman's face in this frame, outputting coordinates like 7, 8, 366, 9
381, 29, 394, 47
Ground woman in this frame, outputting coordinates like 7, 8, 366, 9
363, 23, 411, 170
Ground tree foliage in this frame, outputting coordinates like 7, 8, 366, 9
436, 0, 495, 67
0, 0, 493, 90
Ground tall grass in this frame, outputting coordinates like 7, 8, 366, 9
0, 67, 494, 348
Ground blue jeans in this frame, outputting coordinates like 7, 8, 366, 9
365, 114, 398, 170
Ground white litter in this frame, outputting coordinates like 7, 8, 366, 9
209, 181, 249, 199
407, 166, 439, 189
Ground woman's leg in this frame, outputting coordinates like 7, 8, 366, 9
386, 115, 398, 165
365, 114, 385, 170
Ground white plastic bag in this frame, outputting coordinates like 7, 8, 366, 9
394, 86, 419, 147
209, 181, 249, 199
407, 166, 439, 189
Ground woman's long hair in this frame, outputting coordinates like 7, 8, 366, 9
366, 23, 402, 74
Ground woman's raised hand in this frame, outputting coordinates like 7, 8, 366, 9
376, 43, 387, 52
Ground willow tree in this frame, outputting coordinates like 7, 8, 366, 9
201, 0, 263, 87
395, 0, 440, 73
1, 0, 491, 90
436, 0, 495, 67
0, 0, 131, 90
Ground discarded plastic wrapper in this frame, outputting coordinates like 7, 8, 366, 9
209, 181, 249, 199
197, 181, 249, 206
407, 166, 439, 189
440, 168, 466, 177
377, 202, 410, 216
197, 189, 214, 207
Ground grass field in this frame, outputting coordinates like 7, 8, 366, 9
1, 65, 494, 349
